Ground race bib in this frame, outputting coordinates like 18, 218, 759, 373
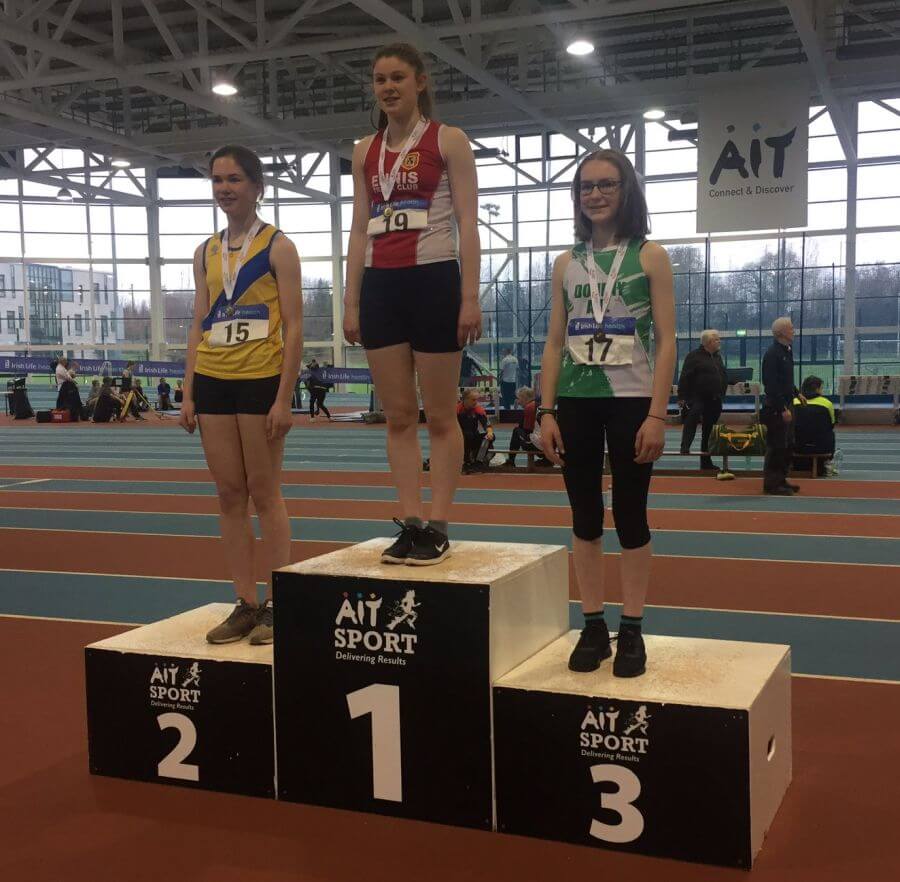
567, 315, 636, 366
208, 304, 269, 348
367, 198, 429, 237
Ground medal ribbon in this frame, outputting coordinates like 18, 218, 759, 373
221, 218, 263, 305
377, 116, 429, 204
583, 240, 628, 330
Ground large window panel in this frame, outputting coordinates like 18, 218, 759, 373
158, 178, 211, 200
858, 131, 900, 159
645, 147, 697, 176
646, 179, 696, 215
159, 205, 215, 235
114, 206, 148, 235
279, 202, 333, 232
651, 211, 697, 239
0, 233, 21, 257
25, 233, 90, 259
294, 233, 332, 257
114, 235, 149, 260
23, 202, 87, 233
858, 164, 900, 199
160, 235, 202, 260
857, 197, 900, 228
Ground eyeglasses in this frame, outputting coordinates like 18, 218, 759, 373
579, 179, 622, 196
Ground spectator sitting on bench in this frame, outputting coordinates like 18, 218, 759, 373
157, 378, 173, 411
93, 377, 124, 423
457, 388, 494, 473
503, 387, 550, 467
793, 376, 836, 473
84, 380, 101, 419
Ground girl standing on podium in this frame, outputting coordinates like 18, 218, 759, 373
343, 43, 481, 566
537, 150, 676, 678
180, 145, 303, 645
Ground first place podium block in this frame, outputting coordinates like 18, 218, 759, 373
86, 604, 275, 798
493, 633, 791, 868
273, 540, 569, 829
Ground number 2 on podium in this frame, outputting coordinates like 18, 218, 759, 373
346, 683, 402, 802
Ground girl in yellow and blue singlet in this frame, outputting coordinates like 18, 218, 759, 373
181, 145, 303, 647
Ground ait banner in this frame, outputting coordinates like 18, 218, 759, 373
697, 83, 808, 233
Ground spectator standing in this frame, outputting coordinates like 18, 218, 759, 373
677, 329, 728, 470
499, 348, 519, 411
157, 378, 173, 410
761, 317, 801, 495
174, 379, 184, 404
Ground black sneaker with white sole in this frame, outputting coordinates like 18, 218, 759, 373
406, 525, 451, 566
381, 518, 420, 564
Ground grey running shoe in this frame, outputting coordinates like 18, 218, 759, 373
248, 599, 274, 645
206, 599, 258, 644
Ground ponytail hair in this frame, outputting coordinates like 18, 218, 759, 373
371, 43, 435, 130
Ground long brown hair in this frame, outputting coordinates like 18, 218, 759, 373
372, 43, 435, 130
572, 149, 649, 242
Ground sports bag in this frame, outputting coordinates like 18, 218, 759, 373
708, 421, 766, 455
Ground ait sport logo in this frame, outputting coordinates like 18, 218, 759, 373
579, 703, 650, 762
149, 661, 202, 709
334, 589, 420, 665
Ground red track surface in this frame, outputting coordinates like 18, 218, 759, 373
1, 617, 898, 882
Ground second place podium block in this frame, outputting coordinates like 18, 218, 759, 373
273, 540, 569, 829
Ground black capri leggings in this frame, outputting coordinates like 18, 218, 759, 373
557, 396, 653, 549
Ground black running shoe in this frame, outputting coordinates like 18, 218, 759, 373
406, 525, 451, 566
381, 518, 420, 564
613, 627, 647, 678
568, 621, 612, 672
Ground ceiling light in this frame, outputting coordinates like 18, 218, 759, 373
643, 108, 666, 121
56, 187, 73, 201
110, 158, 131, 168
566, 39, 594, 57
212, 79, 238, 97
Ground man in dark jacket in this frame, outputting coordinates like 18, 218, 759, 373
761, 317, 802, 495
678, 329, 728, 470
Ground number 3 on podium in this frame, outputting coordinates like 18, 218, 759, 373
347, 683, 402, 802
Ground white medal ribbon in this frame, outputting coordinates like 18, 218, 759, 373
377, 116, 429, 204
221, 218, 263, 305
583, 239, 628, 328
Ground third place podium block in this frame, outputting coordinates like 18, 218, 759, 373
493, 633, 792, 868
273, 540, 569, 829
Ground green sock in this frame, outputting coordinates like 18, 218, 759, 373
619, 614, 643, 632
404, 517, 425, 530
583, 610, 606, 628
428, 520, 449, 536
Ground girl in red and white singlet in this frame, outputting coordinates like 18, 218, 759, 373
344, 43, 481, 566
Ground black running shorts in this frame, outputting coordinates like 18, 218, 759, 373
193, 372, 280, 415
360, 260, 461, 353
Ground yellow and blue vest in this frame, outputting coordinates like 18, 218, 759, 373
195, 224, 284, 380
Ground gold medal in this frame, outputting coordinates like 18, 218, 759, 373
383, 205, 393, 219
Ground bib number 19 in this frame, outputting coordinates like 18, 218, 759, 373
382, 212, 409, 234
